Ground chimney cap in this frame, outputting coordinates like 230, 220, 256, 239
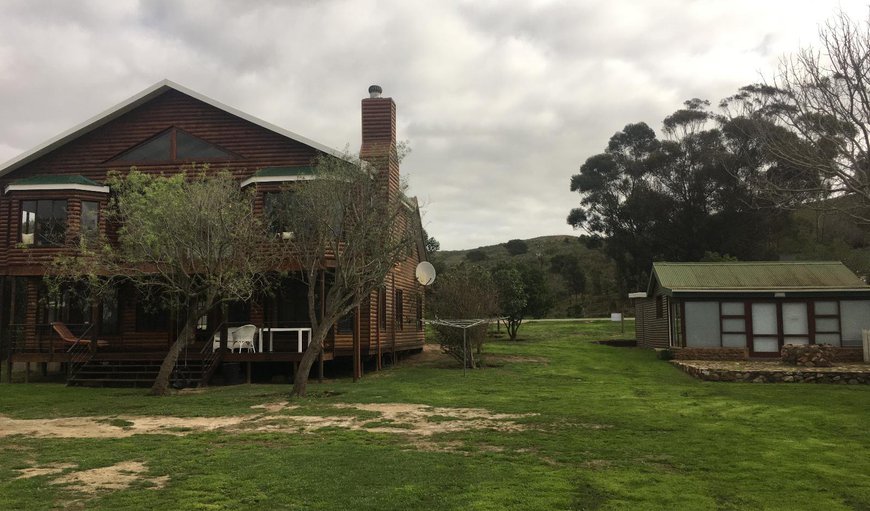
368, 85, 383, 98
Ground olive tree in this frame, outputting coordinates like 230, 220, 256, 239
47, 168, 274, 395
272, 153, 416, 397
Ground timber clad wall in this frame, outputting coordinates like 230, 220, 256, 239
635, 297, 670, 349
1, 84, 426, 361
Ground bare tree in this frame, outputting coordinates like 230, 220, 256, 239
273, 153, 416, 397
47, 168, 273, 395
725, 10, 870, 222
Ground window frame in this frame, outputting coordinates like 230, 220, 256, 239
20, 199, 68, 247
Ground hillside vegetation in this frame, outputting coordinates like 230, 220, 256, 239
432, 235, 623, 318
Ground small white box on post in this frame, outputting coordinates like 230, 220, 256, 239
862, 329, 870, 363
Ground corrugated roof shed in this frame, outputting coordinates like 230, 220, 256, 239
652, 261, 869, 293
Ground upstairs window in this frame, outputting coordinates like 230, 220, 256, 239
263, 191, 295, 235
21, 199, 67, 246
110, 128, 235, 163
81, 201, 99, 242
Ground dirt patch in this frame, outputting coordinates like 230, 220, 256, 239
52, 461, 168, 493
16, 462, 77, 479
0, 402, 534, 441
399, 343, 454, 368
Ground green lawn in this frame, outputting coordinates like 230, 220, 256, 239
1, 321, 868, 510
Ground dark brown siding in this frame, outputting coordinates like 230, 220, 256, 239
636, 297, 670, 349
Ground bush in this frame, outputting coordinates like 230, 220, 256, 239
503, 239, 529, 256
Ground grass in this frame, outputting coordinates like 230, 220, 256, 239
1, 321, 869, 510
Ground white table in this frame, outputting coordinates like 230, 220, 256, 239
259, 327, 312, 353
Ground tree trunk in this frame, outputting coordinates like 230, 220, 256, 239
149, 314, 198, 396
291, 326, 327, 397
507, 319, 520, 341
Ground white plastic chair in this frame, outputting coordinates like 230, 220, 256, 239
232, 324, 258, 353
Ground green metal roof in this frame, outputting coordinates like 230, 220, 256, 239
652, 261, 869, 294
11, 174, 101, 186
252, 166, 315, 177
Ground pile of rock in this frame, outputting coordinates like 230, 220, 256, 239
781, 343, 834, 367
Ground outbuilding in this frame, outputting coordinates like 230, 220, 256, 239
633, 261, 869, 361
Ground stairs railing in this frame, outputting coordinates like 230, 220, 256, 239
196, 322, 227, 387
66, 324, 98, 384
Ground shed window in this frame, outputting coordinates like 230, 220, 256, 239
684, 302, 720, 347
814, 301, 840, 346
840, 300, 870, 347
21, 199, 67, 246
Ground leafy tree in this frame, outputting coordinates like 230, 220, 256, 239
568, 101, 786, 291
466, 249, 488, 262
722, 10, 870, 223
503, 239, 529, 256
428, 263, 499, 367
492, 266, 527, 341
273, 153, 416, 397
47, 169, 273, 395
425, 233, 440, 255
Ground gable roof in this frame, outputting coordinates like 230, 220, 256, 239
0, 79, 346, 178
651, 261, 870, 295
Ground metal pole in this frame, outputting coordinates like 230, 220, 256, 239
462, 327, 467, 377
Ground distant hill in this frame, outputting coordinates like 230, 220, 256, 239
431, 235, 623, 318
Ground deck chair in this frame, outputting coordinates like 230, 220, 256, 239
51, 322, 109, 349
232, 324, 258, 353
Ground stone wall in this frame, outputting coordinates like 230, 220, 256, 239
830, 348, 864, 363
671, 347, 748, 361
672, 361, 869, 384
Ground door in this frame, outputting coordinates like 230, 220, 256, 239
750, 303, 779, 356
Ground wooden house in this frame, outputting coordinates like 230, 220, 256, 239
633, 261, 869, 361
0, 80, 427, 385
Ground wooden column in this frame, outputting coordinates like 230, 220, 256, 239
318, 351, 324, 383
352, 306, 361, 382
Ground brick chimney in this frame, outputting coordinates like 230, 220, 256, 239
360, 85, 399, 200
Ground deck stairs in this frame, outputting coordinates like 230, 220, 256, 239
67, 359, 209, 388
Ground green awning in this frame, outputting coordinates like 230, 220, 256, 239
11, 174, 102, 186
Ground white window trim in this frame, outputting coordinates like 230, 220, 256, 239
240, 175, 316, 188
5, 183, 110, 194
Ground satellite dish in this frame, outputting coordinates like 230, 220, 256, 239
415, 261, 436, 286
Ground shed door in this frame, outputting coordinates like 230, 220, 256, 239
751, 303, 779, 356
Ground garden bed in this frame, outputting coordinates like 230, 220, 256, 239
672, 359, 870, 384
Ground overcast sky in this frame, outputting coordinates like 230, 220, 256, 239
0, 1, 866, 249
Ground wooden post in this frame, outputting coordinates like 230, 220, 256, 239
352, 307, 361, 382
246, 361, 251, 384
6, 358, 12, 383
219, 304, 228, 352
24, 362, 30, 383
376, 289, 382, 371
40, 362, 47, 377
391, 274, 397, 366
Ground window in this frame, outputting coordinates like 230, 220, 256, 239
395, 289, 404, 331
839, 300, 870, 347
81, 201, 99, 241
39, 283, 90, 326
21, 200, 67, 246
337, 310, 354, 334
814, 301, 841, 345
684, 301, 720, 347
782, 302, 809, 345
263, 191, 295, 235
720, 302, 747, 348
111, 128, 233, 163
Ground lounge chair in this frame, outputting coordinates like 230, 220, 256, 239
50, 322, 109, 349
232, 324, 258, 353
